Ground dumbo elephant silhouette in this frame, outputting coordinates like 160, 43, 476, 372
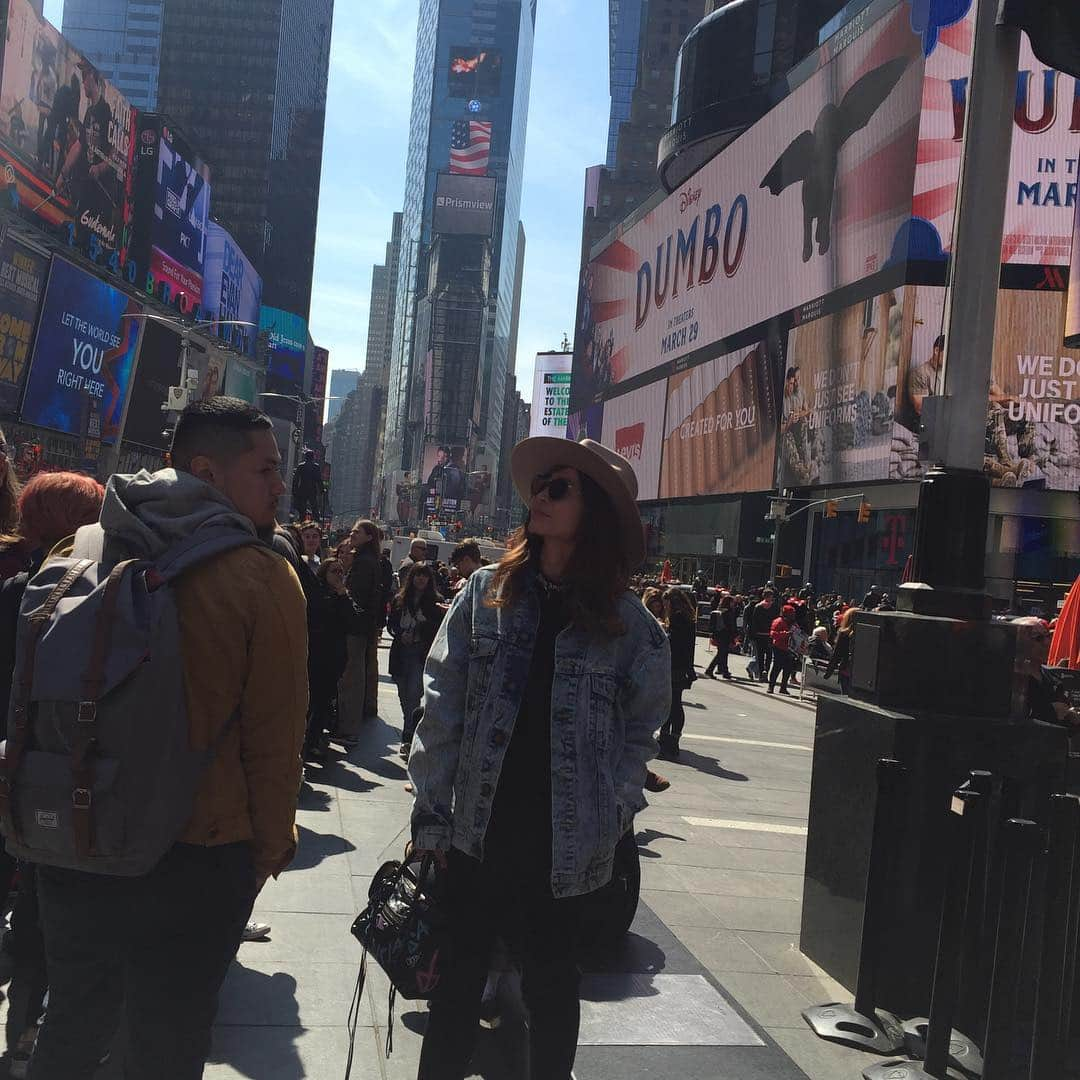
760, 56, 911, 262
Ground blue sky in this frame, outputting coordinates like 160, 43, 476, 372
45, 0, 612, 405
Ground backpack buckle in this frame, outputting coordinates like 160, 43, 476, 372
72, 787, 92, 809
77, 702, 97, 723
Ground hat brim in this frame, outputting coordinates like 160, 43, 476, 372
511, 437, 646, 569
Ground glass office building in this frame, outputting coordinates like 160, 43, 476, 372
62, 0, 164, 110
383, 0, 536, 507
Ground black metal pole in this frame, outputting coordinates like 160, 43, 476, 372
957, 771, 995, 1040
1030, 794, 1080, 1079
922, 789, 982, 1077
983, 818, 1041, 1080
1060, 801, 1080, 1051
853, 758, 908, 1019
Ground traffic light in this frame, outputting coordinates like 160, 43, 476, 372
777, 564, 792, 578
857, 500, 871, 524
825, 500, 838, 519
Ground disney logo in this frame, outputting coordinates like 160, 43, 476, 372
679, 186, 702, 213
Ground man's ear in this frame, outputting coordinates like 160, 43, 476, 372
188, 454, 220, 488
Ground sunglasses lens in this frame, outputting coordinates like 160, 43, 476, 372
548, 478, 570, 500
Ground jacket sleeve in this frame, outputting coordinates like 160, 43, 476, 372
239, 558, 308, 881
614, 628, 669, 831
407, 576, 475, 850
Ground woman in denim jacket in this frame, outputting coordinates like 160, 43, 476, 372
408, 437, 670, 1080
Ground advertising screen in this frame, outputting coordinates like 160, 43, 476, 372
122, 318, 180, 449
150, 123, 210, 306
448, 47, 502, 97
913, 16, 1080, 268
599, 381, 666, 502
529, 353, 572, 438
22, 257, 141, 443
202, 222, 261, 356
308, 346, 329, 444
422, 442, 469, 515
572, 0, 924, 410
259, 306, 308, 387
0, 0, 137, 257
660, 343, 777, 499
0, 237, 48, 414
778, 286, 941, 488
433, 173, 497, 236
224, 359, 258, 404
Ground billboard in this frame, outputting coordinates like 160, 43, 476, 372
0, 236, 48, 414
224, 358, 258, 404
122, 318, 179, 449
422, 442, 468, 515
308, 345, 329, 444
202, 221, 261, 355
913, 18, 1080, 268
529, 353, 572, 438
21, 257, 141, 443
260, 305, 307, 388
572, 0, 924, 409
660, 343, 778, 499
433, 173, 497, 236
599, 381, 666, 502
778, 286, 938, 488
0, 0, 137, 258
448, 47, 502, 97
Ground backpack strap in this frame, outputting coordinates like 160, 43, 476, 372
70, 559, 139, 858
0, 560, 94, 842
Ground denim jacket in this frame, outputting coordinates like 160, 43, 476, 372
408, 565, 671, 898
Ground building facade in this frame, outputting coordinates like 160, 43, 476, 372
328, 369, 361, 423
156, 0, 333, 319
383, 0, 536, 521
61, 0, 163, 110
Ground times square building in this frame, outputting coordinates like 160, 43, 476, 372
570, 0, 1080, 615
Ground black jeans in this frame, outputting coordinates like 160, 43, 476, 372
30, 842, 257, 1080
768, 649, 795, 691
658, 684, 685, 749
705, 641, 730, 677
5, 864, 47, 1051
418, 847, 585, 1080
753, 635, 772, 680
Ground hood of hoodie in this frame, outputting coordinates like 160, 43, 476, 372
98, 468, 257, 560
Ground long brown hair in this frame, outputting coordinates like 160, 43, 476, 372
396, 561, 443, 619
487, 471, 628, 636
664, 587, 697, 627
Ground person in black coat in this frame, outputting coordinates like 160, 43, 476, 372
658, 588, 697, 760
704, 593, 736, 679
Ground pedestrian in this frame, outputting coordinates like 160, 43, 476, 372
826, 606, 859, 694
767, 603, 798, 695
299, 521, 323, 566
408, 436, 669, 1080
291, 448, 322, 520
642, 586, 664, 621
0, 428, 27, 581
389, 561, 445, 757
808, 625, 833, 663
25, 397, 307, 1080
704, 593, 736, 679
0, 472, 104, 1078
339, 519, 381, 736
658, 587, 697, 760
749, 588, 777, 680
449, 538, 483, 585
399, 536, 428, 575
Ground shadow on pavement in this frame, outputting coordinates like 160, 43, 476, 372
634, 828, 686, 859
675, 749, 749, 783
284, 824, 357, 873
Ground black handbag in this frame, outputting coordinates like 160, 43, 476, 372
344, 852, 450, 1075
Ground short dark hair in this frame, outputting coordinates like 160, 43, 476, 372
450, 539, 481, 566
785, 366, 799, 380
933, 335, 946, 351
170, 397, 273, 472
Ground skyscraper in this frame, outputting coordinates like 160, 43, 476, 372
328, 369, 362, 424
382, 0, 536, 519
156, 0, 333, 319
62, 0, 163, 109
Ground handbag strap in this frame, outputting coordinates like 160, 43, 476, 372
343, 950, 368, 1080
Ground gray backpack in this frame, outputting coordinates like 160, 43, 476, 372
0, 523, 260, 875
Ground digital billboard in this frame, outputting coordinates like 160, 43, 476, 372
202, 222, 261, 356
259, 306, 308, 388
0, 237, 48, 414
448, 47, 502, 97
422, 442, 469, 515
433, 173, 497, 236
778, 286, 941, 488
122, 318, 180, 449
598, 381, 666, 502
21, 257, 142, 444
572, 0, 924, 410
529, 353, 572, 438
308, 346, 329, 444
0, 0, 137, 258
660, 343, 777, 499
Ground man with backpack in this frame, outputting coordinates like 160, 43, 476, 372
14, 398, 308, 1079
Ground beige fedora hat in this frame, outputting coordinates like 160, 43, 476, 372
510, 436, 646, 569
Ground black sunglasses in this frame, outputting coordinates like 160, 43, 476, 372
530, 475, 576, 501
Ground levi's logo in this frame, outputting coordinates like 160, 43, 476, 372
35, 810, 58, 830
615, 423, 644, 463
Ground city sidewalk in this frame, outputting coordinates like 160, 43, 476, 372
5, 639, 879, 1079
